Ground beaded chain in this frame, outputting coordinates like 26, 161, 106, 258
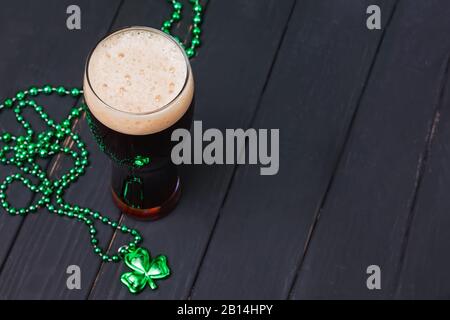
0, 0, 203, 294
162, 0, 203, 58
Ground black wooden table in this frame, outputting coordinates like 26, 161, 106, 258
0, 0, 449, 300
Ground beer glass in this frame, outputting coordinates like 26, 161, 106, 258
83, 26, 194, 219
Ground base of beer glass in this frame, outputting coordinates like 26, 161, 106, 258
111, 178, 181, 220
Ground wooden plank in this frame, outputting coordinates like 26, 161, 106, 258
190, 0, 398, 299
89, 0, 296, 299
0, 0, 90, 266
0, 0, 192, 299
0, 0, 122, 299
395, 57, 450, 299
291, 1, 450, 299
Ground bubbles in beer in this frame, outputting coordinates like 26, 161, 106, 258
84, 27, 194, 135
88, 29, 187, 114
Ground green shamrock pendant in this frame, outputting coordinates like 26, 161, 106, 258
120, 247, 171, 294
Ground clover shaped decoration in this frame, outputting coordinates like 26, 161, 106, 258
120, 247, 171, 294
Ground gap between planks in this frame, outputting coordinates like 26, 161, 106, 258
286, 0, 401, 299
392, 54, 450, 297
87, 0, 212, 298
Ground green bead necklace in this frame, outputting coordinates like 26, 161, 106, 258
0, 0, 203, 294
163, 0, 203, 58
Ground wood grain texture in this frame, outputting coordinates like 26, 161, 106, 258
190, 0, 397, 300
395, 57, 450, 299
89, 0, 296, 300
2, 0, 450, 300
0, 0, 90, 267
291, 0, 450, 299
0, 0, 122, 299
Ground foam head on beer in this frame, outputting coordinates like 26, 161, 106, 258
84, 27, 194, 135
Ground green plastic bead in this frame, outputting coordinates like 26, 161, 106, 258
173, 1, 182, 10
62, 120, 70, 128
191, 37, 201, 48
70, 88, 80, 97
16, 91, 25, 101
4, 98, 13, 108
94, 248, 101, 254
172, 11, 181, 21
56, 86, 66, 96
186, 48, 195, 58
193, 15, 202, 24
29, 87, 39, 96
194, 4, 202, 13
192, 27, 201, 36
71, 108, 80, 117
2, 133, 12, 143
43, 85, 53, 95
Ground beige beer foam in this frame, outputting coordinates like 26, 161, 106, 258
84, 27, 194, 135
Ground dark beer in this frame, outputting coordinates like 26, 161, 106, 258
83, 27, 194, 219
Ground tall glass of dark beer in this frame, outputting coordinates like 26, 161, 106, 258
83, 26, 194, 220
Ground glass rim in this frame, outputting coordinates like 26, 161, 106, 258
84, 26, 192, 116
